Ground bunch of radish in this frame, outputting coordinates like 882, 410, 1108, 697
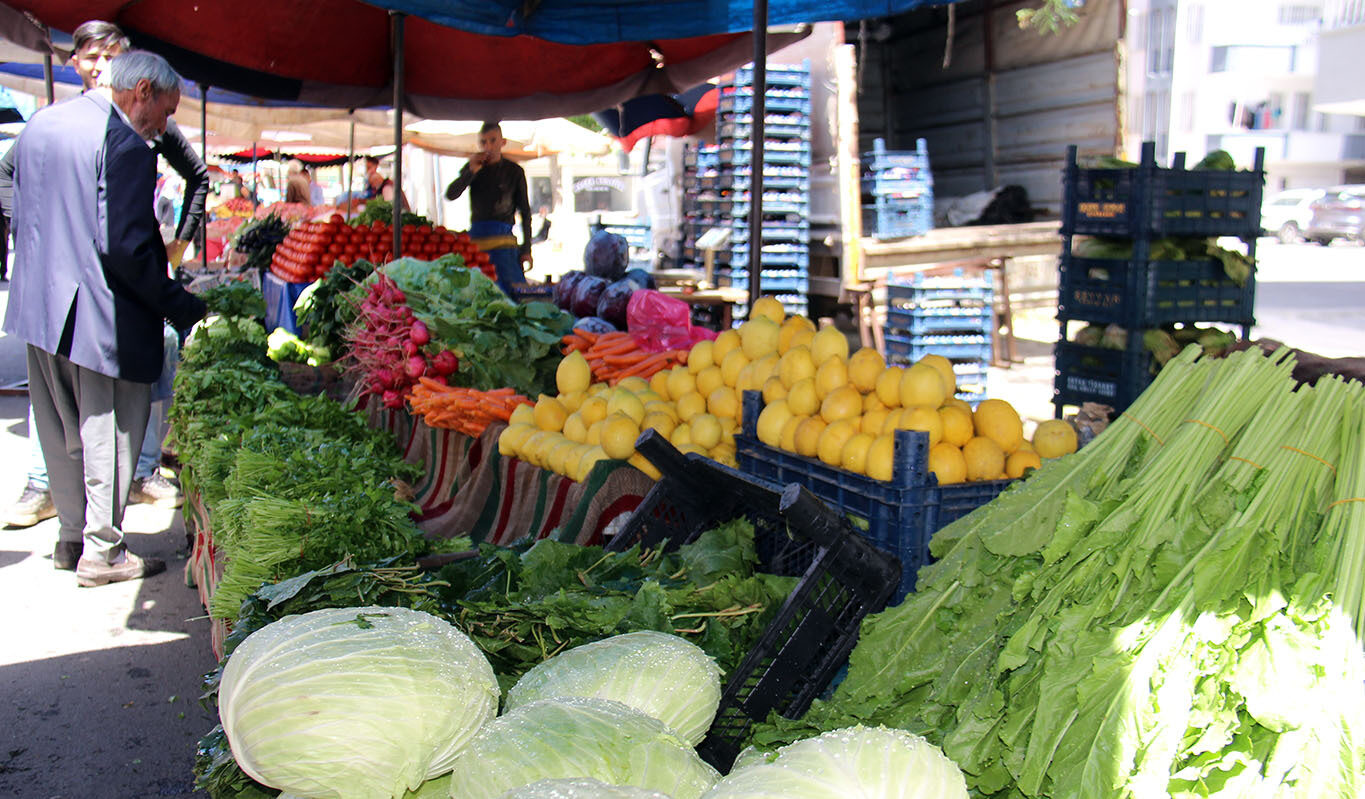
347, 273, 459, 408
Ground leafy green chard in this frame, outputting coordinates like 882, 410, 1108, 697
198, 281, 268, 320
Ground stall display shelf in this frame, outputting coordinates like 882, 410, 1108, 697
727, 269, 809, 294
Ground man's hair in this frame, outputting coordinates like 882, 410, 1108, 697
479, 121, 502, 135
72, 20, 131, 54
287, 159, 305, 174
108, 50, 181, 94
365, 155, 380, 166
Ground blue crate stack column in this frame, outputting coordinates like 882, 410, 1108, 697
1054, 141, 1263, 417
681, 142, 725, 266
719, 60, 813, 320
881, 272, 995, 402
862, 138, 934, 239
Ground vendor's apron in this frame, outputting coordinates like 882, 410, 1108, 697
470, 219, 524, 297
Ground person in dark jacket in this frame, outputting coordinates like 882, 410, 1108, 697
445, 122, 533, 295
4, 50, 207, 585
0, 20, 208, 529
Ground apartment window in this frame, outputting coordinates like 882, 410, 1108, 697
1186, 3, 1204, 44
1278, 4, 1322, 24
1147, 8, 1175, 76
1210, 45, 1295, 73
1180, 91, 1197, 132
1292, 92, 1311, 131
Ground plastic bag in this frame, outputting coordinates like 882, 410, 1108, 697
626, 290, 715, 352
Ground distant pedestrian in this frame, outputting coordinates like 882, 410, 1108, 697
3, 50, 206, 585
445, 121, 534, 295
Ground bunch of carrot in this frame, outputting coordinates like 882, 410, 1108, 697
408, 377, 532, 437
560, 329, 688, 385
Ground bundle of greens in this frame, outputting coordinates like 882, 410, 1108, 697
754, 346, 1365, 798
230, 213, 290, 274
1071, 237, 1254, 286
353, 199, 432, 229
197, 281, 267, 321
294, 257, 378, 360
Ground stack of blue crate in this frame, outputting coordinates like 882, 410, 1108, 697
883, 272, 994, 401
862, 138, 934, 240
680, 142, 725, 265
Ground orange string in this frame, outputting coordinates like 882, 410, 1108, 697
1228, 456, 1265, 470
1183, 418, 1229, 445
1280, 446, 1337, 473
1326, 497, 1365, 511
1120, 412, 1164, 445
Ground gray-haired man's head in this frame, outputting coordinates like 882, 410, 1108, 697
108, 50, 181, 141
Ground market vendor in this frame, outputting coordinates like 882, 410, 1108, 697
445, 121, 533, 295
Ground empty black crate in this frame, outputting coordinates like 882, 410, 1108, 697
1057, 254, 1255, 327
1053, 341, 1153, 412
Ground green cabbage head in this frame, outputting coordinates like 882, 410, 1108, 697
497, 778, 673, 798
447, 698, 719, 799
505, 631, 721, 745
219, 606, 499, 799
700, 726, 969, 798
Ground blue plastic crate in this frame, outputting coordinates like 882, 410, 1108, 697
735, 392, 1013, 599
729, 251, 811, 270
1061, 141, 1265, 238
1057, 253, 1256, 327
886, 275, 993, 308
728, 270, 809, 294
734, 63, 813, 88
719, 93, 813, 116
729, 173, 809, 191
886, 306, 994, 336
863, 137, 931, 174
725, 147, 812, 167
884, 333, 993, 364
864, 197, 934, 239
862, 175, 933, 198
720, 121, 812, 141
729, 221, 809, 244
1052, 341, 1153, 413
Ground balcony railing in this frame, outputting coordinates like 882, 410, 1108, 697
1205, 131, 1365, 163
1325, 0, 1365, 29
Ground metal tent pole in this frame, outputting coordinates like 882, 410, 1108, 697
748, 0, 768, 308
41, 51, 54, 104
390, 11, 406, 259
200, 82, 209, 270
250, 141, 259, 211
346, 111, 356, 221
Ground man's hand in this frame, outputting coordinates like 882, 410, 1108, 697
166, 239, 190, 269
520, 250, 533, 269
469, 153, 486, 174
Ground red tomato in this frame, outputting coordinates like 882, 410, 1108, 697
330, 213, 345, 225
402, 224, 416, 236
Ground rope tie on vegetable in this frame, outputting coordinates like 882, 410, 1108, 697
1183, 418, 1229, 444
1119, 412, 1164, 445
1280, 446, 1336, 473
1228, 456, 1265, 470
1326, 497, 1365, 511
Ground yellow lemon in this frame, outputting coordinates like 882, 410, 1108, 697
558, 391, 585, 413
707, 386, 741, 421
816, 419, 858, 467
739, 316, 781, 360
899, 363, 948, 409
895, 405, 944, 447
820, 385, 863, 424
498, 423, 535, 457
691, 413, 723, 449
590, 382, 611, 396
675, 391, 707, 422
556, 350, 591, 395
644, 401, 678, 421
649, 369, 672, 400
874, 366, 904, 408
866, 434, 895, 481
688, 339, 715, 375
670, 423, 692, 447
962, 436, 1005, 482
863, 393, 887, 414
840, 432, 876, 475
973, 399, 1023, 454
751, 296, 786, 324
666, 368, 696, 402
916, 354, 956, 397
628, 452, 662, 480
786, 377, 819, 416
778, 315, 816, 353
1032, 419, 1079, 459
778, 346, 817, 388
509, 403, 536, 426
748, 353, 779, 388
710, 443, 737, 467
641, 412, 677, 439
794, 417, 827, 458
929, 443, 969, 485
735, 362, 760, 394
779, 415, 804, 452
939, 405, 975, 447
762, 376, 788, 405
677, 443, 709, 458
713, 328, 741, 362
787, 326, 815, 353
720, 349, 750, 387
943, 396, 973, 415
695, 365, 725, 399
577, 395, 609, 425
533, 395, 568, 432
810, 325, 849, 366
814, 357, 849, 401
618, 376, 650, 394
847, 348, 886, 393
546, 438, 579, 477
607, 389, 646, 425
586, 419, 604, 447
757, 400, 793, 447
575, 446, 608, 482
600, 413, 641, 460
562, 412, 589, 443
1006, 449, 1043, 478
861, 407, 890, 436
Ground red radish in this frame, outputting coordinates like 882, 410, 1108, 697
432, 350, 459, 376
403, 340, 419, 358
409, 319, 430, 346
382, 390, 403, 409
405, 355, 428, 379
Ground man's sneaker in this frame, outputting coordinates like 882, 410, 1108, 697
53, 541, 83, 571
5, 483, 56, 528
129, 472, 183, 509
75, 551, 166, 587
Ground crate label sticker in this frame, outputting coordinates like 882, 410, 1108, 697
1072, 289, 1122, 309
1065, 376, 1117, 398
1078, 201, 1127, 219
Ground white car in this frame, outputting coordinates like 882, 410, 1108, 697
1261, 188, 1324, 243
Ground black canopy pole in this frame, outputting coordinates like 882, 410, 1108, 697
200, 82, 209, 270
250, 141, 259, 211
41, 51, 54, 104
346, 111, 356, 222
748, 0, 768, 308
390, 11, 406, 259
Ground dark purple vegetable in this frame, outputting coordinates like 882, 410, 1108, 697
553, 270, 586, 311
583, 231, 629, 280
570, 274, 609, 318
623, 268, 656, 290
573, 316, 617, 334
596, 278, 637, 329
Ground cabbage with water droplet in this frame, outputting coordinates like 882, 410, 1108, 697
497, 778, 673, 799
218, 606, 499, 799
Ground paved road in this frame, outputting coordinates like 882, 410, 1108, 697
1250, 240, 1365, 358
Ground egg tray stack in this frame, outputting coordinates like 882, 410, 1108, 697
1054, 141, 1263, 416
881, 271, 994, 402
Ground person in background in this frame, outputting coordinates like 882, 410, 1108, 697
0, 19, 206, 529
284, 159, 310, 204
307, 165, 325, 206
228, 171, 246, 199
363, 155, 408, 209
5, 49, 207, 584
445, 121, 533, 295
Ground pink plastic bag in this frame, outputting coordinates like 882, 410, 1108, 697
627, 290, 713, 352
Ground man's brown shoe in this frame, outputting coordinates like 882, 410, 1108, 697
75, 552, 166, 587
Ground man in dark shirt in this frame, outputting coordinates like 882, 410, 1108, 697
445, 122, 533, 295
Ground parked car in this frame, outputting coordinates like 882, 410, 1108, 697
1260, 188, 1323, 243
1304, 185, 1365, 246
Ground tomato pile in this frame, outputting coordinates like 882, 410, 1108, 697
270, 214, 499, 283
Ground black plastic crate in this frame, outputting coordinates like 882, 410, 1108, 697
1061, 141, 1265, 238
608, 431, 901, 771
1057, 254, 1256, 327
1053, 340, 1153, 413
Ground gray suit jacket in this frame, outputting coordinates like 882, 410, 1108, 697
2, 92, 205, 383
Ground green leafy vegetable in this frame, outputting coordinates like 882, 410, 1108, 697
198, 281, 267, 320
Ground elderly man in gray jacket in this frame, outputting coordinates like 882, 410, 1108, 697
4, 50, 207, 586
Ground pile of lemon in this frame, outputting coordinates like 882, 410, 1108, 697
498, 296, 1078, 485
